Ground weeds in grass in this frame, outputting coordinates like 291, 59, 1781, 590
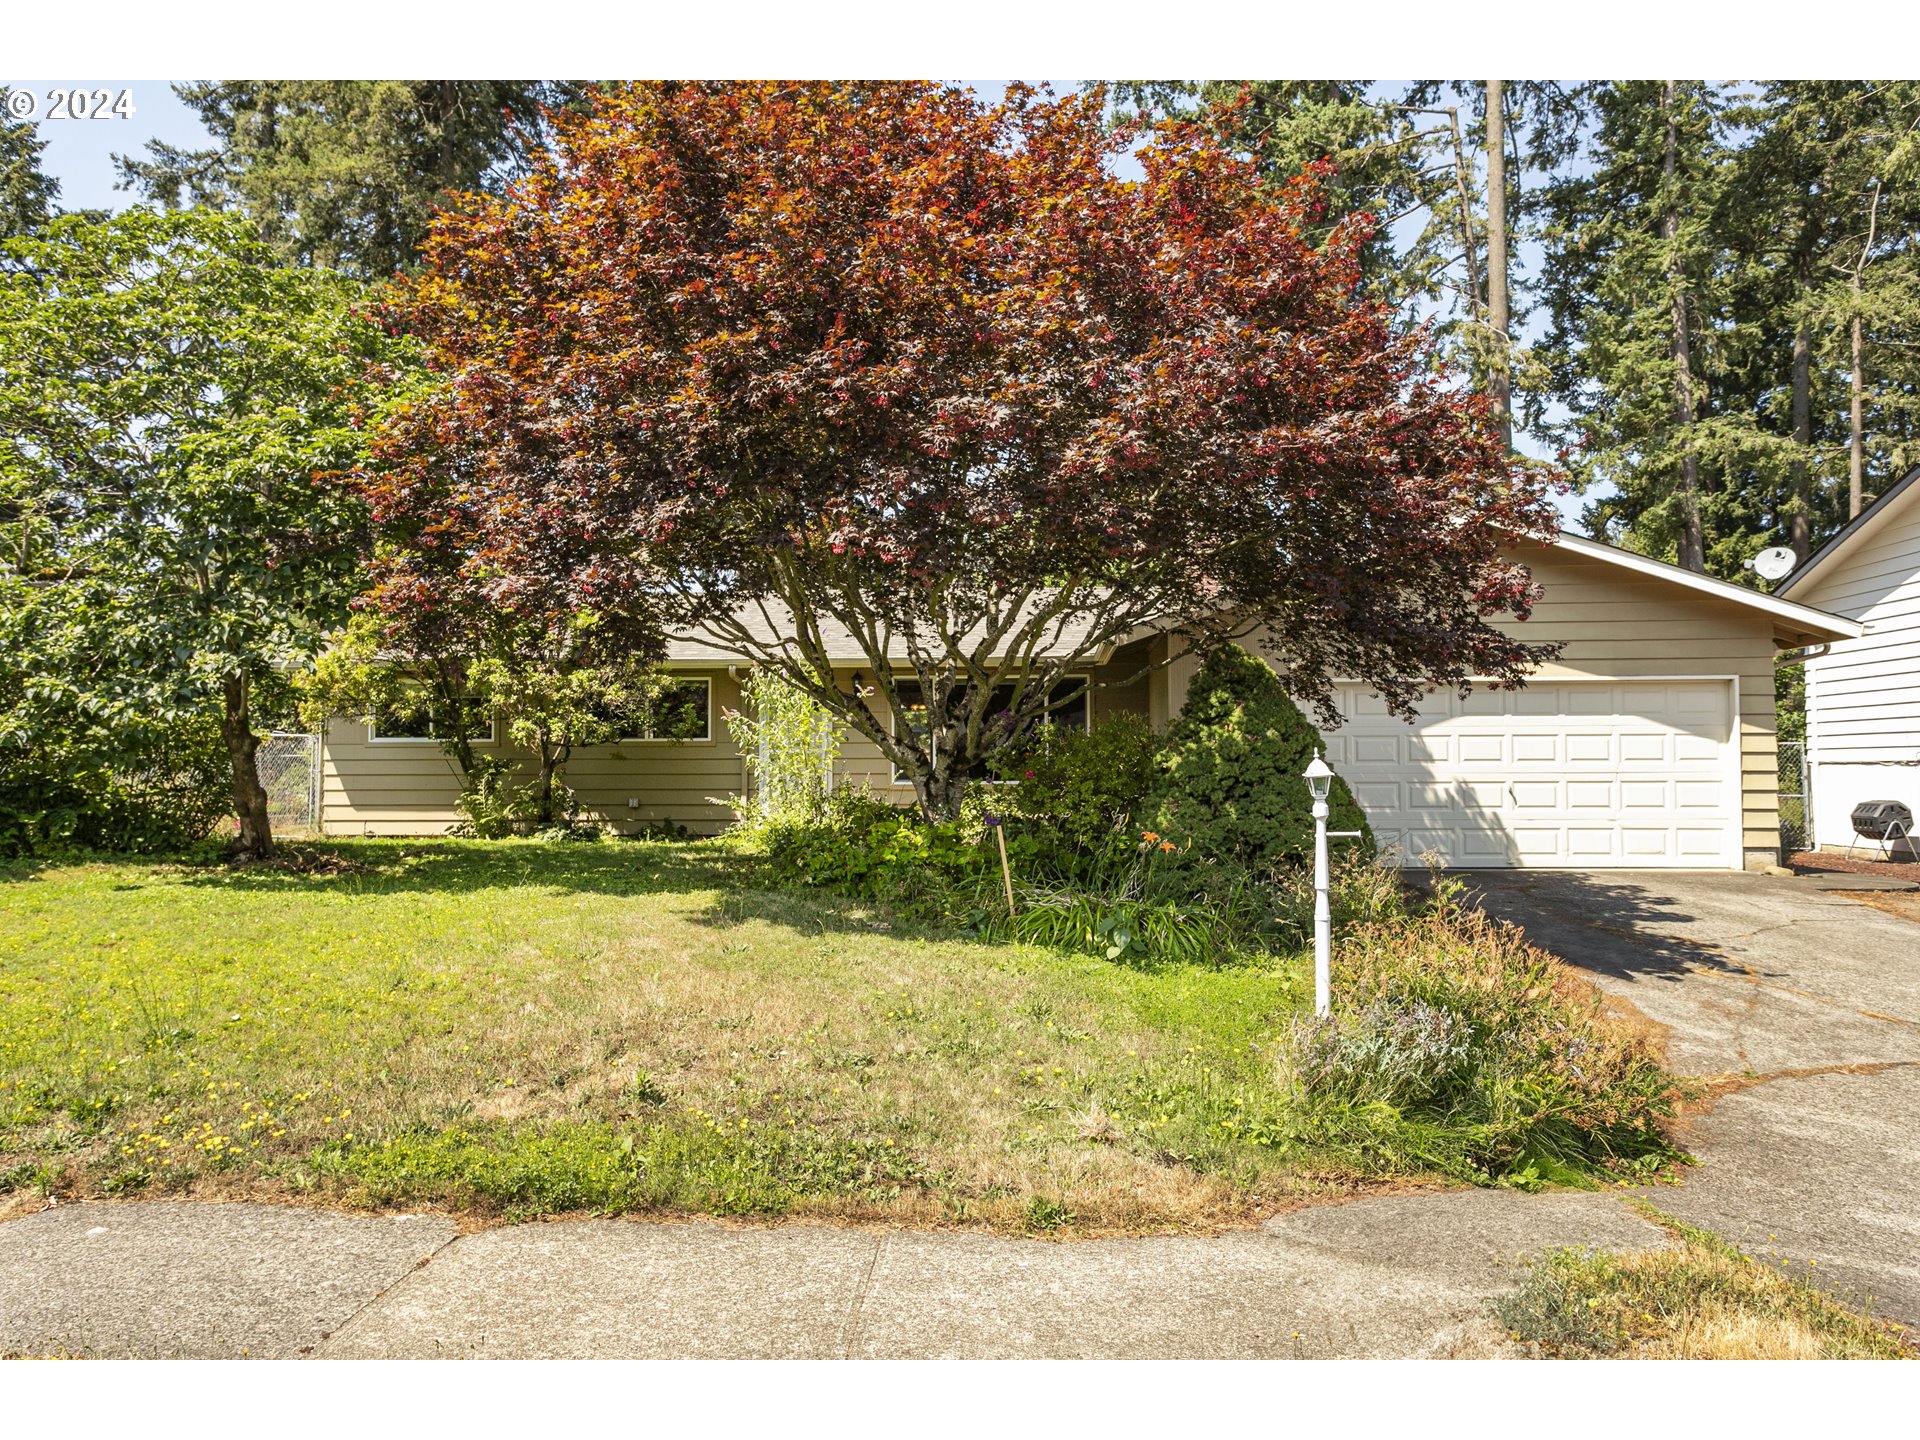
1268, 906, 1680, 1186
0, 838, 1684, 1229
1497, 1207, 1915, 1359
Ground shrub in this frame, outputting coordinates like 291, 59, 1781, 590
985, 714, 1160, 882
726, 669, 840, 829
760, 789, 994, 922
1270, 906, 1678, 1184
1143, 645, 1372, 875
0, 719, 230, 858
1277, 998, 1474, 1108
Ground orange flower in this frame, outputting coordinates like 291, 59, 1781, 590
1141, 830, 1161, 843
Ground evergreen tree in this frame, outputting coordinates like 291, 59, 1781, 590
1143, 646, 1373, 873
1109, 81, 1456, 325
0, 90, 59, 238
115, 81, 583, 278
1716, 83, 1920, 564
1536, 82, 1748, 572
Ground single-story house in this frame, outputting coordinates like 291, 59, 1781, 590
317, 531, 1861, 870
1777, 467, 1920, 858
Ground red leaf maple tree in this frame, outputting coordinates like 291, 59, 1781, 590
360, 81, 1558, 820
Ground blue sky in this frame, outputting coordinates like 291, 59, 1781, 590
14, 76, 1589, 528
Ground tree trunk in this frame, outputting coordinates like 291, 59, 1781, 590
1848, 178, 1882, 521
1662, 81, 1706, 572
1850, 306, 1866, 519
533, 735, 568, 825
1790, 322, 1813, 562
1485, 80, 1512, 449
909, 759, 969, 825
222, 671, 275, 859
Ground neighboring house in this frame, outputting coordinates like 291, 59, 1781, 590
317, 531, 1860, 870
1777, 467, 1920, 859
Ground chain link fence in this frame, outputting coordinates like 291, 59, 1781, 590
1778, 740, 1810, 854
258, 732, 321, 837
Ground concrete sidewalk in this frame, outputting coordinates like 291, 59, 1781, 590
0, 1191, 1667, 1360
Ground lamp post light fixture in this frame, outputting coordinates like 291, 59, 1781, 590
1303, 750, 1367, 1016
1303, 751, 1335, 1016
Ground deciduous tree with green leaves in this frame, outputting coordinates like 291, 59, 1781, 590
0, 208, 408, 855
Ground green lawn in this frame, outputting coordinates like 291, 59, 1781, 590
1, 838, 1375, 1232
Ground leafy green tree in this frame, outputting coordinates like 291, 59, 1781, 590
1143, 646, 1372, 874
115, 82, 584, 278
0, 572, 231, 855
0, 208, 408, 855
300, 603, 671, 829
0, 89, 60, 238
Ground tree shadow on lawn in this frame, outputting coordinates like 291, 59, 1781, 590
144, 838, 1006, 949
150, 836, 757, 901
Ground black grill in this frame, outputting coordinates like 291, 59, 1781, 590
1851, 800, 1914, 840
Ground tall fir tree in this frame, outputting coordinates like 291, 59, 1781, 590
0, 90, 59, 238
1536, 81, 1750, 573
115, 81, 584, 278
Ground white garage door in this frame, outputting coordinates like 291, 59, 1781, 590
1322, 680, 1738, 869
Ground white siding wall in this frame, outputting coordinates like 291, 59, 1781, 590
1800, 494, 1920, 851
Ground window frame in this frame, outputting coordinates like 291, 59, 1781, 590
888, 673, 1092, 786
613, 675, 714, 744
366, 695, 497, 746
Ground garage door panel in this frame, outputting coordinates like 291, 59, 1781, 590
1511, 735, 1559, 763
1675, 734, 1721, 762
1621, 734, 1667, 762
1567, 687, 1620, 715
1566, 733, 1613, 763
1351, 735, 1399, 765
1353, 781, 1402, 811
1457, 735, 1504, 764
1621, 780, 1668, 809
1323, 680, 1736, 870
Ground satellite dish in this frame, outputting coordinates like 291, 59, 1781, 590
1751, 547, 1796, 582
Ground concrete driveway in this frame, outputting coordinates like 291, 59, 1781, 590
1462, 869, 1920, 1325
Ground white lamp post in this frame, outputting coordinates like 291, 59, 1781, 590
1302, 750, 1335, 1017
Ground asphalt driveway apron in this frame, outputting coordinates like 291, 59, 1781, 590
1462, 869, 1920, 1327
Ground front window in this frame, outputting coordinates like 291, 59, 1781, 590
368, 695, 495, 744
890, 676, 1089, 784
607, 677, 712, 742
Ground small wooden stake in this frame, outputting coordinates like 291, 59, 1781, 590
993, 820, 1016, 918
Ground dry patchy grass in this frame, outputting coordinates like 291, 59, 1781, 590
1497, 1205, 1915, 1360
1, 839, 1383, 1233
